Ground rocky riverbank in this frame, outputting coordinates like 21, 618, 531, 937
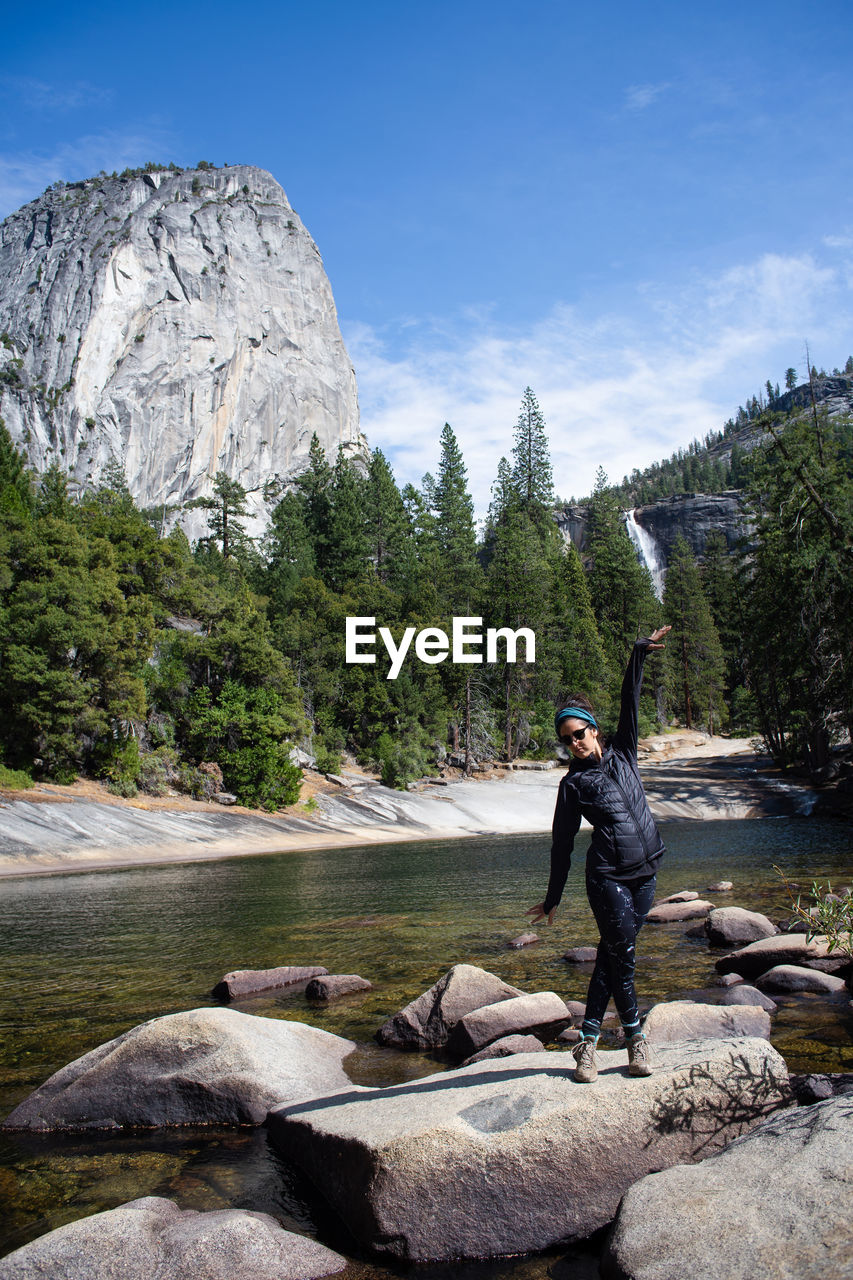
0, 734, 820, 878
3, 946, 850, 1274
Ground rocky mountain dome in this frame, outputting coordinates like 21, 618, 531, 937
0, 164, 365, 534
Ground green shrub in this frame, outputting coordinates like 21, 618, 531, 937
100, 737, 140, 797
137, 746, 180, 797
108, 775, 138, 798
314, 744, 341, 775
374, 730, 434, 790
0, 763, 34, 789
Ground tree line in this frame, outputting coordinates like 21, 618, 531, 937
0, 383, 850, 805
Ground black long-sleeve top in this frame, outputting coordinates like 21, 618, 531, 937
543, 640, 665, 912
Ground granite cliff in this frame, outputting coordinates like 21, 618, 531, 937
0, 165, 365, 533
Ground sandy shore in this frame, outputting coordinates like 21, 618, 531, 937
0, 733, 817, 879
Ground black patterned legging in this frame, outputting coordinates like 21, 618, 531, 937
581, 870, 657, 1036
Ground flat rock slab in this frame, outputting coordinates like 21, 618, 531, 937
755, 964, 848, 995
212, 965, 328, 1000
643, 1000, 772, 1043
306, 975, 372, 1000
0, 1196, 347, 1280
705, 907, 778, 946
707, 880, 734, 892
715, 933, 836, 979
659, 890, 699, 903
646, 900, 714, 923
461, 1035, 546, 1066
448, 992, 571, 1058
2, 1008, 356, 1131
602, 1096, 853, 1280
375, 964, 524, 1050
268, 1038, 789, 1261
563, 947, 598, 963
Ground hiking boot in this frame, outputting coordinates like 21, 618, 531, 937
627, 1033, 652, 1077
572, 1037, 598, 1083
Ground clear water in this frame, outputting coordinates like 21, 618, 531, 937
1, 817, 851, 1274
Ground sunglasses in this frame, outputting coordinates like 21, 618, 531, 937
560, 725, 591, 743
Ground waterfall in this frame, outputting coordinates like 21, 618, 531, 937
625, 509, 666, 601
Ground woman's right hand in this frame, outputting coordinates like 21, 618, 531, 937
525, 902, 557, 925
646, 624, 671, 650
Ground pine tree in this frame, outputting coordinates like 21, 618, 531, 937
586, 468, 659, 674
324, 447, 369, 592
294, 433, 334, 575
189, 471, 251, 560
486, 462, 552, 758
363, 448, 413, 596
432, 424, 483, 767
262, 489, 316, 613
740, 408, 853, 766
0, 418, 34, 516
434, 423, 481, 613
510, 387, 555, 533
662, 535, 727, 732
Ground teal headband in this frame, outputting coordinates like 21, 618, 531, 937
555, 706, 598, 731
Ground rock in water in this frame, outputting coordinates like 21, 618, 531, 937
213, 965, 328, 1000
375, 964, 525, 1050
0, 1196, 347, 1279
715, 933, 838, 979
720, 985, 777, 1013
0, 166, 366, 536
602, 1096, 853, 1280
268, 1038, 789, 1261
705, 907, 778, 946
507, 932, 539, 949
447, 991, 571, 1058
2, 1008, 355, 1131
646, 900, 714, 923
755, 964, 848, 995
306, 975, 372, 1000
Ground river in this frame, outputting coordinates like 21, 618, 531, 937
1, 816, 851, 1273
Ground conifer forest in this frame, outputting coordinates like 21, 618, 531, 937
1, 380, 851, 805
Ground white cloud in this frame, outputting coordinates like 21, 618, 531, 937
624, 82, 671, 111
345, 247, 853, 520
0, 76, 113, 114
0, 129, 176, 218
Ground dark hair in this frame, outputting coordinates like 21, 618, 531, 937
560, 692, 596, 718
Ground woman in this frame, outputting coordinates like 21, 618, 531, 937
526, 626, 670, 1083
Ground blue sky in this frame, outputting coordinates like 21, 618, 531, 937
4, 0, 853, 512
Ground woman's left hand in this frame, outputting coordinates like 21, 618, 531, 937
646, 625, 671, 650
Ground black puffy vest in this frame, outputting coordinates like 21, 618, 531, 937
566, 745, 664, 880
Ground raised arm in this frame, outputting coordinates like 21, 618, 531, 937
612, 626, 670, 757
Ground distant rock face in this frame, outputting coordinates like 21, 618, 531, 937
555, 492, 752, 566
0, 165, 365, 535
632, 491, 752, 562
